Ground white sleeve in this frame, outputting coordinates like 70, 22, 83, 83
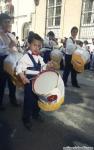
16, 54, 29, 74
66, 38, 76, 54
0, 38, 8, 49
38, 55, 47, 70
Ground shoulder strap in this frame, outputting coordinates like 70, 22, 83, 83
27, 53, 37, 68
27, 52, 41, 71
69, 37, 75, 44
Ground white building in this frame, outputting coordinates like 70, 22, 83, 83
1, 0, 94, 42
12, 0, 36, 41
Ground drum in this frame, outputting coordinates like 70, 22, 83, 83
4, 52, 23, 87
50, 49, 63, 70
71, 48, 90, 73
32, 70, 65, 111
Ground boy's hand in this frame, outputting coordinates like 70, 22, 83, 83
46, 61, 55, 70
19, 73, 30, 84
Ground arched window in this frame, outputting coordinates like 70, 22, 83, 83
22, 22, 30, 40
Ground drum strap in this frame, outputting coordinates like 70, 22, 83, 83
27, 53, 41, 71
69, 37, 75, 44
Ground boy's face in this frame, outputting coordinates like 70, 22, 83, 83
29, 39, 42, 55
71, 29, 78, 39
2, 19, 11, 32
49, 35, 55, 40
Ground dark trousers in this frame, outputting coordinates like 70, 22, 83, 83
0, 55, 16, 105
63, 54, 78, 86
43, 50, 51, 63
23, 81, 40, 122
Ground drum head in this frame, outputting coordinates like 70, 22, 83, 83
33, 71, 58, 95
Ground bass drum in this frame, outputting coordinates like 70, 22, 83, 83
50, 49, 63, 70
71, 48, 90, 73
32, 70, 65, 111
4, 52, 23, 88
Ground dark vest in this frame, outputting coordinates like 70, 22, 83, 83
26, 53, 41, 79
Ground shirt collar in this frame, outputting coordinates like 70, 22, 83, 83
27, 50, 40, 56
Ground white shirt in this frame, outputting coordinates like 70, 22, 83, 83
43, 37, 58, 50
66, 37, 77, 55
0, 28, 10, 56
87, 44, 94, 52
16, 50, 46, 75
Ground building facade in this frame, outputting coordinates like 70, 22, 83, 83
0, 0, 36, 41
34, 0, 94, 41
79, 0, 94, 40
31, 0, 82, 40
12, 0, 36, 41
0, 0, 94, 42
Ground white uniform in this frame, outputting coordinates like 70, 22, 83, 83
0, 28, 18, 56
66, 37, 77, 55
43, 36, 58, 50
16, 50, 46, 75
0, 28, 10, 56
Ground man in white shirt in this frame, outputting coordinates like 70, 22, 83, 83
0, 13, 19, 110
63, 26, 80, 88
42, 31, 58, 63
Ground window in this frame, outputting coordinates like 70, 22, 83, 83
83, 12, 92, 24
49, 0, 54, 6
47, 0, 62, 27
79, 0, 94, 39
48, 17, 54, 26
82, 0, 94, 25
23, 22, 30, 40
55, 16, 60, 26
56, 0, 62, 5
48, 7, 54, 17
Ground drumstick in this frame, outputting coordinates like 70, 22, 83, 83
29, 77, 36, 81
29, 73, 41, 81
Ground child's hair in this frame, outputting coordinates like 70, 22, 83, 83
47, 31, 55, 37
0, 13, 11, 25
76, 40, 83, 47
71, 26, 78, 33
28, 33, 43, 44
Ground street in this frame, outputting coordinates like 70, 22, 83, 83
0, 70, 94, 150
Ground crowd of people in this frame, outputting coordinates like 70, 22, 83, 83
0, 13, 94, 131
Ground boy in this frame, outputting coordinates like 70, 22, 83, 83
0, 13, 19, 110
63, 26, 80, 88
16, 33, 53, 130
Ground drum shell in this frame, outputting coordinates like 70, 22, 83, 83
11, 72, 23, 88
32, 71, 65, 111
71, 48, 90, 73
74, 48, 90, 63
50, 49, 63, 70
4, 52, 23, 87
